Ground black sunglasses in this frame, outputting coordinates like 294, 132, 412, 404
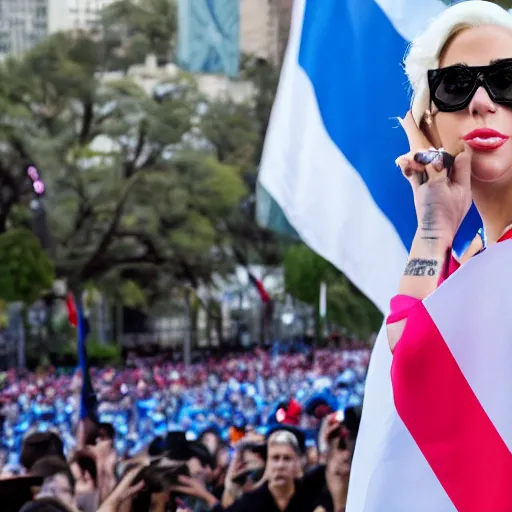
428, 58, 512, 112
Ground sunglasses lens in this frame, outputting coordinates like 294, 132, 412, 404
487, 63, 512, 100
435, 67, 474, 109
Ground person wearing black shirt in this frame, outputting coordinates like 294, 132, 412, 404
212, 430, 324, 512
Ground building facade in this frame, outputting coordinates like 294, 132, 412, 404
0, 0, 294, 65
240, 0, 293, 66
275, 0, 293, 63
64, 0, 114, 31
0, 0, 49, 56
0, 0, 115, 57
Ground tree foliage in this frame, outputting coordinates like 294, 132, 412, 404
284, 244, 382, 338
101, 0, 177, 70
197, 57, 285, 268
0, 228, 54, 304
0, 30, 246, 300
0, 0, 385, 337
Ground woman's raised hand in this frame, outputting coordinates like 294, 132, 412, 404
396, 111, 472, 248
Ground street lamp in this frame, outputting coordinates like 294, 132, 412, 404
26, 164, 52, 254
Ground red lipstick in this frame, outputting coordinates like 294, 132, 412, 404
462, 128, 509, 151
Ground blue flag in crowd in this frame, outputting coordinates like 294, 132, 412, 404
257, 1, 483, 510
177, 0, 240, 77
76, 302, 97, 422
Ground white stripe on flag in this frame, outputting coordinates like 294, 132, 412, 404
259, 0, 408, 313
424, 240, 512, 452
363, 403, 456, 511
358, 241, 512, 511
349, 326, 456, 512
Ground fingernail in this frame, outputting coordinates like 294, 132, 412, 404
395, 155, 407, 168
433, 155, 444, 171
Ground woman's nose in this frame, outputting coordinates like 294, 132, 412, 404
467, 86, 498, 117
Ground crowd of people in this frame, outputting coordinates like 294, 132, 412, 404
0, 346, 370, 511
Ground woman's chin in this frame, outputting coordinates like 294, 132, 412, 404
470, 158, 512, 184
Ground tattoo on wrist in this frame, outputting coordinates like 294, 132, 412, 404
421, 236, 441, 247
419, 204, 450, 246
420, 203, 437, 236
404, 259, 439, 277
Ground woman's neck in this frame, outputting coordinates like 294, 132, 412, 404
474, 183, 512, 245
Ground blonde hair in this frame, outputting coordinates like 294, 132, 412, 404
405, 1, 512, 125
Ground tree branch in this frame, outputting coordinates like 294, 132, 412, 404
77, 173, 140, 281
10, 136, 31, 167
79, 252, 166, 282
124, 120, 147, 177
79, 98, 94, 145
115, 228, 163, 259
0, 141, 32, 232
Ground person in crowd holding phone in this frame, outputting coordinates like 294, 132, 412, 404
171, 414, 352, 512
69, 452, 98, 512
176, 430, 306, 512
221, 438, 266, 507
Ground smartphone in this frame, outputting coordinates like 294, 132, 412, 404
138, 460, 190, 493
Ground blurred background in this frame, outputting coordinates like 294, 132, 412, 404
0, 0, 384, 372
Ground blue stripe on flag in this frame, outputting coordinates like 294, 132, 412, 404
298, 0, 481, 257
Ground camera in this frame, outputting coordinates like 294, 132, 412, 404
232, 467, 265, 486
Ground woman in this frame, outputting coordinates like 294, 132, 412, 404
387, 1, 512, 511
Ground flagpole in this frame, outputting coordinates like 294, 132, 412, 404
319, 282, 327, 319
183, 287, 192, 367
319, 282, 327, 342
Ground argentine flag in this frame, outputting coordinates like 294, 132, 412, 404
257, 0, 482, 510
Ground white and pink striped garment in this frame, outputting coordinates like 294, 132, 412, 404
352, 240, 512, 512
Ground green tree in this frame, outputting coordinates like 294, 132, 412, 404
101, 0, 177, 70
0, 32, 246, 299
199, 57, 285, 268
284, 244, 382, 339
0, 229, 54, 304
